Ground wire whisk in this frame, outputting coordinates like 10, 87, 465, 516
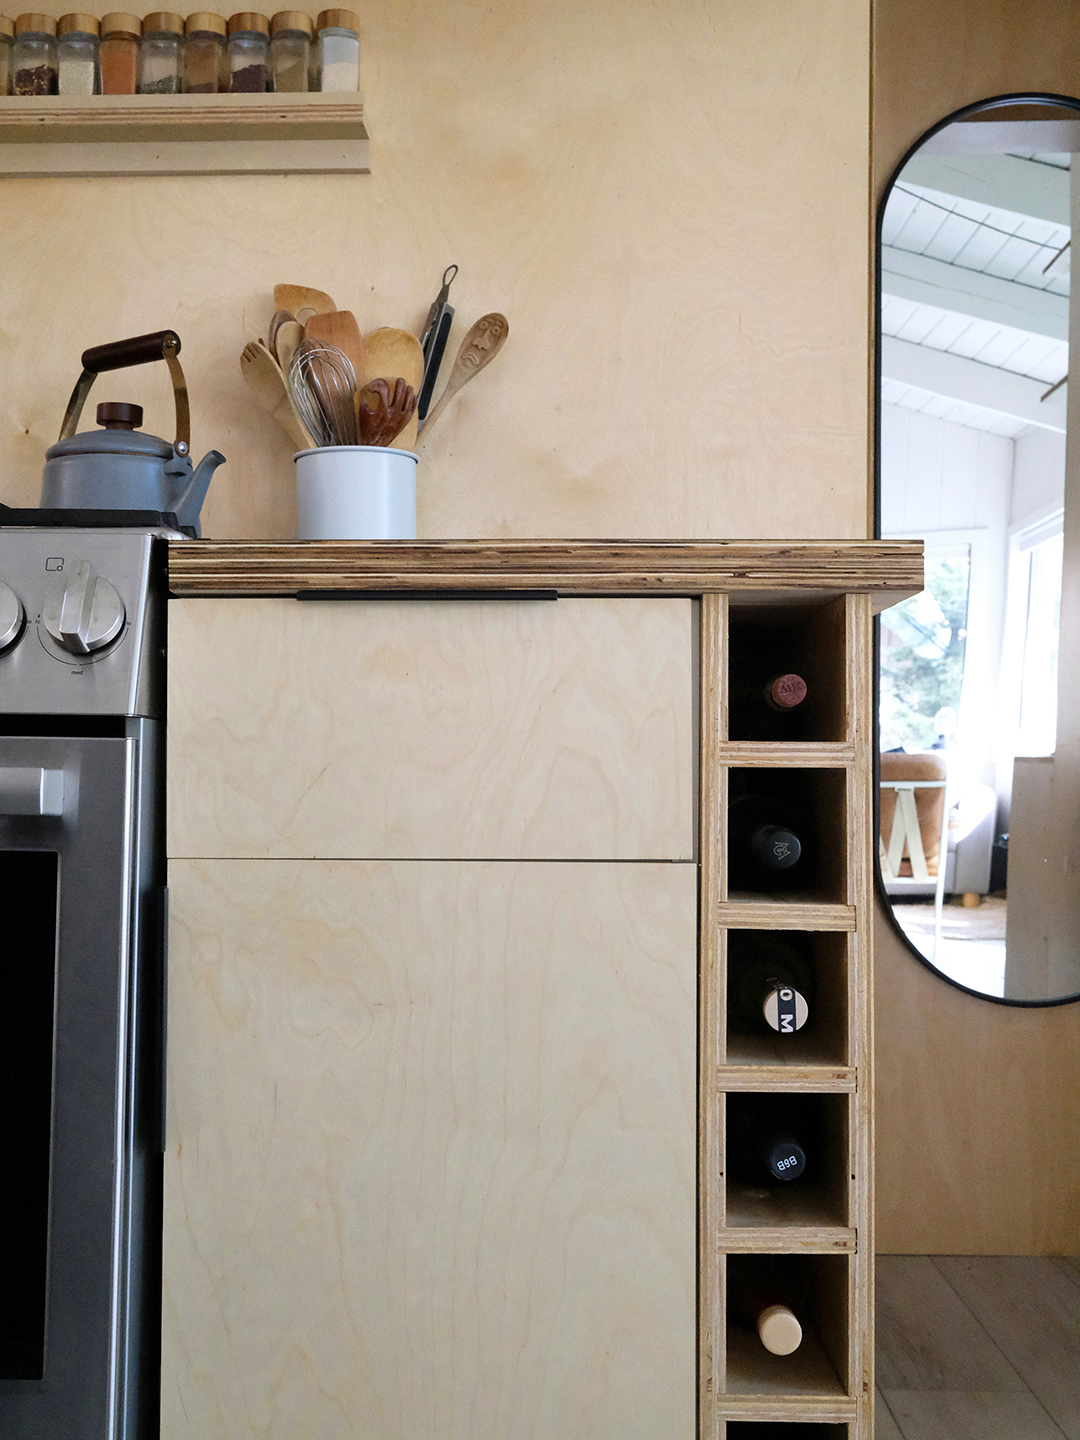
288, 340, 357, 446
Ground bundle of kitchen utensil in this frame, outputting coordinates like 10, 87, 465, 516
240, 272, 509, 454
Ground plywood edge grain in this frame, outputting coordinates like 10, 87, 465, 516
718, 1397, 858, 1422
719, 1065, 857, 1092
167, 539, 924, 604
719, 1228, 858, 1252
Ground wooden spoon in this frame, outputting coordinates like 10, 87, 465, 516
305, 310, 365, 388
273, 284, 337, 320
361, 327, 424, 450
357, 378, 418, 447
267, 309, 295, 364
275, 319, 304, 376
420, 313, 508, 435
240, 339, 315, 451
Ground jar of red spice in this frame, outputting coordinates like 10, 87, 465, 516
12, 14, 58, 95
100, 12, 140, 94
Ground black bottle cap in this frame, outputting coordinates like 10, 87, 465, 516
751, 823, 801, 870
764, 1135, 806, 1182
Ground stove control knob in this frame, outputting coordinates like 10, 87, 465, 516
0, 580, 24, 651
42, 561, 125, 656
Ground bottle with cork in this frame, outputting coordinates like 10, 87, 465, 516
57, 13, 99, 95
269, 10, 310, 91
0, 16, 12, 96
140, 12, 183, 93
227, 11, 270, 91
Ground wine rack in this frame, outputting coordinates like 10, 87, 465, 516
702, 593, 874, 1439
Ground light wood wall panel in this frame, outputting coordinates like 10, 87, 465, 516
167, 596, 694, 860
0, 0, 870, 541
162, 858, 698, 1440
873, 0, 1080, 1254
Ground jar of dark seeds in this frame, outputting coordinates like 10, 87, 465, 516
13, 13, 58, 96
57, 13, 99, 97
227, 11, 269, 92
269, 10, 310, 92
183, 11, 227, 92
0, 16, 14, 96
139, 11, 182, 94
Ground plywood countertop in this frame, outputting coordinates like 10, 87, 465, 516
168, 538, 924, 609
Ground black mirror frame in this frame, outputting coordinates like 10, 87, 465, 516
874, 91, 1080, 1007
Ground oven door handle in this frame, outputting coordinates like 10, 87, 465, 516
0, 767, 65, 817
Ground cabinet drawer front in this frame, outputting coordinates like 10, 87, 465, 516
167, 596, 694, 859
162, 859, 697, 1440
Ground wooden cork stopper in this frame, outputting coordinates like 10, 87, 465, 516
101, 11, 141, 36
316, 8, 359, 30
766, 672, 808, 711
58, 12, 100, 35
270, 8, 312, 33
757, 1303, 803, 1356
15, 13, 58, 35
142, 11, 184, 33
186, 11, 227, 34
0, 15, 14, 38
228, 10, 270, 34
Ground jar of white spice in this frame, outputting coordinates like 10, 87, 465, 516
0, 16, 14, 96
57, 13, 99, 96
269, 9, 310, 92
315, 7, 358, 92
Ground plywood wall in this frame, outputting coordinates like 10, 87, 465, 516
874, 0, 1080, 1254
0, 0, 870, 541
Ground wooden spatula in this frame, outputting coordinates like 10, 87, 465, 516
361, 327, 424, 450
420, 313, 508, 435
305, 310, 365, 388
273, 284, 337, 325
357, 378, 418, 447
240, 339, 315, 451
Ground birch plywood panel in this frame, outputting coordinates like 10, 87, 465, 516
161, 859, 697, 1440
0, 0, 870, 541
167, 596, 693, 860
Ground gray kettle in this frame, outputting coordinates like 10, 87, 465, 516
41, 329, 225, 536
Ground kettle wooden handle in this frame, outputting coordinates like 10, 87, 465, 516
60, 330, 190, 454
81, 330, 181, 374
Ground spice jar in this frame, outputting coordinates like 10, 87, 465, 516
100, 12, 139, 94
183, 12, 227, 93
315, 8, 358, 92
12, 14, 57, 95
57, 14, 99, 97
0, 16, 14, 96
139, 11, 182, 94
227, 11, 269, 92
269, 10, 309, 92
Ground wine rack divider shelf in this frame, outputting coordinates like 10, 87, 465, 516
166, 538, 925, 1440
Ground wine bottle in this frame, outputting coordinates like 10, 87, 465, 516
729, 660, 809, 740
728, 1096, 809, 1185
728, 1257, 809, 1356
728, 792, 806, 891
728, 932, 813, 1035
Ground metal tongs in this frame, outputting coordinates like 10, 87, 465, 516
417, 263, 458, 424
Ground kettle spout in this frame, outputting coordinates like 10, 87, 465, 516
169, 450, 225, 536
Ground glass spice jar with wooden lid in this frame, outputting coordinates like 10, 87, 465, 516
13, 14, 58, 96
57, 13, 99, 97
100, 12, 139, 94
315, 8, 358, 91
139, 11, 182, 93
183, 11, 227, 93
269, 10, 309, 92
227, 11, 269, 92
0, 16, 14, 96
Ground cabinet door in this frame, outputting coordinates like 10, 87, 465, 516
162, 859, 697, 1440
167, 597, 694, 861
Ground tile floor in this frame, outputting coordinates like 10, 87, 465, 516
876, 1255, 1080, 1439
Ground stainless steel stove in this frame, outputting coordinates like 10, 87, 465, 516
0, 523, 172, 1439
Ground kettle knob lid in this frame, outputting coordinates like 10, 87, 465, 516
96, 401, 143, 431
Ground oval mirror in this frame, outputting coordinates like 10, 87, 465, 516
877, 95, 1080, 1005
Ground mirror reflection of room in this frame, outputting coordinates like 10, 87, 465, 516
877, 101, 1080, 1003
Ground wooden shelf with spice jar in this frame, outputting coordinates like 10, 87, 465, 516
0, 88, 368, 175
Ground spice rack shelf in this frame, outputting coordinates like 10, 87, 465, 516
0, 91, 368, 176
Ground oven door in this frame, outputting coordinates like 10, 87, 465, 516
0, 730, 162, 1440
